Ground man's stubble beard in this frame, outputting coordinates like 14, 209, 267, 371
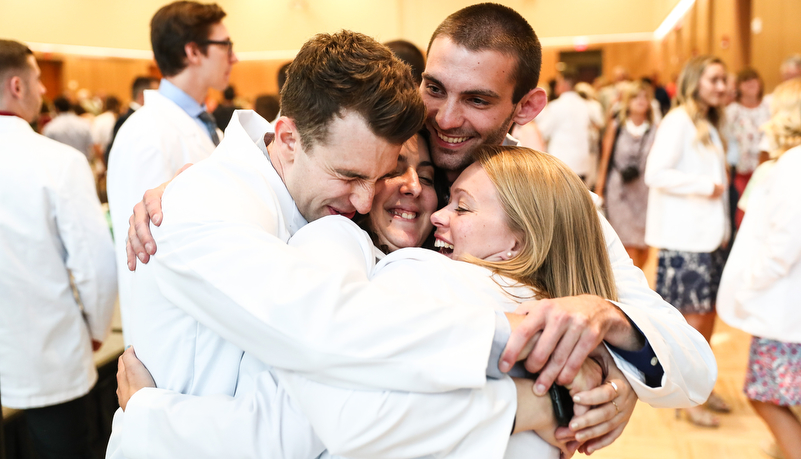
429, 109, 516, 178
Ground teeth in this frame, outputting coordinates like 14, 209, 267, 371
391, 210, 417, 220
434, 239, 454, 250
437, 132, 469, 144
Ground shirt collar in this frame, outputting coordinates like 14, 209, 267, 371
158, 79, 205, 119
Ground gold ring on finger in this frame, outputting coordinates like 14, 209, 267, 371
611, 400, 620, 414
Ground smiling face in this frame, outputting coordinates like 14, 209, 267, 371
369, 134, 438, 252
430, 162, 519, 261
278, 110, 400, 223
422, 37, 519, 178
696, 63, 728, 109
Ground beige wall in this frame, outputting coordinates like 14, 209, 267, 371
4, 0, 679, 53
21, 0, 801, 104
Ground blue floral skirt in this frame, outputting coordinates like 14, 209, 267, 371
744, 337, 801, 406
655, 247, 728, 314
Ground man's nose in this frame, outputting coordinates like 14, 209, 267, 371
435, 98, 463, 131
351, 185, 375, 215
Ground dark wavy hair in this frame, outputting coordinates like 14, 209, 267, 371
281, 30, 426, 150
150, 1, 226, 77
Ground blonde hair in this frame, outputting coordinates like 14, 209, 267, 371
466, 146, 618, 301
617, 80, 654, 125
763, 77, 801, 158
674, 55, 727, 148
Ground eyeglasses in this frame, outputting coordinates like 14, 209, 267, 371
201, 39, 234, 56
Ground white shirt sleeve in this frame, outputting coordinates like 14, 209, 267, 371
600, 213, 717, 407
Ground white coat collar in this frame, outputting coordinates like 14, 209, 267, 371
0, 114, 34, 133
142, 90, 217, 152
222, 110, 308, 236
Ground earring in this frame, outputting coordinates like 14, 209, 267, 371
506, 252, 513, 258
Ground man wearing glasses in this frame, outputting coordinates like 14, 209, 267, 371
107, 1, 237, 345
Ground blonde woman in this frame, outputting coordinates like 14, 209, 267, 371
644, 55, 730, 427
595, 81, 657, 268
717, 78, 801, 459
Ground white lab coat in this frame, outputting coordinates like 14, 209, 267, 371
107, 89, 219, 346
110, 110, 716, 458
0, 115, 117, 409
644, 108, 730, 252
717, 146, 801, 343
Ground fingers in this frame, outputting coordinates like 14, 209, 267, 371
128, 208, 151, 264
142, 186, 165, 227
116, 354, 127, 411
555, 327, 604, 386
500, 309, 545, 373
570, 404, 618, 439
572, 382, 616, 406
579, 423, 626, 455
125, 234, 138, 271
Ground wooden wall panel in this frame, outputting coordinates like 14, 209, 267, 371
751, 0, 801, 92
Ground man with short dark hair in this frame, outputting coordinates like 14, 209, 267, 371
0, 39, 117, 459
107, 0, 237, 347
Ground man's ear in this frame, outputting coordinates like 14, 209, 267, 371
7, 75, 23, 100
184, 42, 203, 66
273, 116, 299, 165
512, 87, 548, 126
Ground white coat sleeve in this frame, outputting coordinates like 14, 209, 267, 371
119, 372, 325, 459
644, 113, 717, 196
276, 370, 518, 459
55, 152, 117, 341
600, 213, 717, 407
148, 167, 496, 393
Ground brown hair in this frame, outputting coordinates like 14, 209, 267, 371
281, 30, 425, 150
428, 3, 542, 104
150, 1, 226, 77
674, 55, 727, 148
466, 146, 618, 301
735, 68, 763, 101
0, 39, 33, 81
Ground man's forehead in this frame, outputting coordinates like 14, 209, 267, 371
424, 36, 516, 96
